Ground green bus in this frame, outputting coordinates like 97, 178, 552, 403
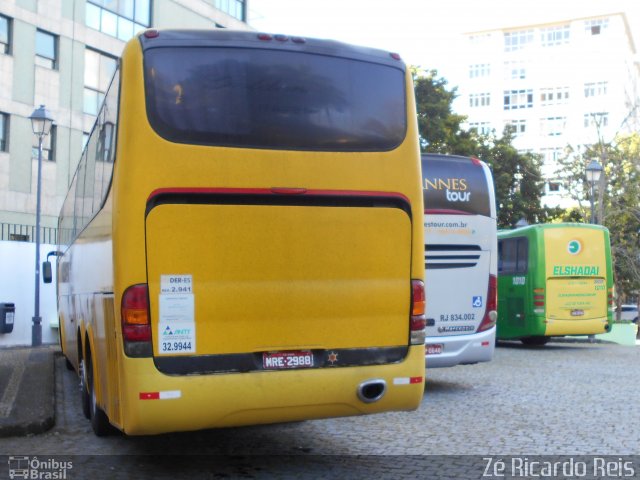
497, 223, 613, 345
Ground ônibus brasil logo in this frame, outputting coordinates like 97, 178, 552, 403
567, 239, 582, 255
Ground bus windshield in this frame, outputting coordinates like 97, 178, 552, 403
143, 47, 406, 151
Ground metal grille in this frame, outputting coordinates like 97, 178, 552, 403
0, 223, 58, 244
425, 244, 481, 270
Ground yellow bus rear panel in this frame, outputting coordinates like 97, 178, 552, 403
120, 347, 424, 436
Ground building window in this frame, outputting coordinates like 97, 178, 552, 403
504, 61, 526, 80
0, 14, 12, 54
504, 30, 533, 52
584, 112, 609, 128
35, 29, 58, 69
540, 117, 566, 136
469, 63, 490, 78
469, 93, 491, 108
84, 48, 117, 115
540, 147, 563, 164
540, 87, 569, 106
86, 0, 150, 41
214, 0, 246, 21
548, 181, 561, 193
0, 112, 8, 152
585, 18, 609, 35
540, 25, 570, 47
468, 122, 492, 135
504, 89, 533, 110
32, 125, 57, 161
584, 81, 608, 98
506, 119, 526, 136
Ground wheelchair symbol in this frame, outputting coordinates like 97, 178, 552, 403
472, 296, 483, 308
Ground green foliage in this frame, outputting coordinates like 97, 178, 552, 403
413, 69, 477, 155
412, 68, 561, 229
474, 127, 562, 229
555, 133, 640, 302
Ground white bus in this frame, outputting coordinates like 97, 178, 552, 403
422, 154, 497, 368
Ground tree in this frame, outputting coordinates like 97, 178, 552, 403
413, 69, 476, 155
555, 133, 640, 306
475, 127, 559, 229
413, 68, 560, 228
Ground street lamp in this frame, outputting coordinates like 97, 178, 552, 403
586, 159, 603, 224
29, 105, 54, 347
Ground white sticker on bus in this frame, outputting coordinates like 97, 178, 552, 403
161, 274, 193, 294
158, 291, 196, 354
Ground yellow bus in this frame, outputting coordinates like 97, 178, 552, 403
48, 30, 426, 436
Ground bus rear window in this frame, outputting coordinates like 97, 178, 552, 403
143, 47, 406, 151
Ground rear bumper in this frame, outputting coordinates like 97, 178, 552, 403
425, 327, 495, 368
545, 316, 610, 336
117, 345, 425, 435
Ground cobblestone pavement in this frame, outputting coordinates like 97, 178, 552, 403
1, 341, 639, 478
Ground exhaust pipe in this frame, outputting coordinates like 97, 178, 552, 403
357, 379, 387, 403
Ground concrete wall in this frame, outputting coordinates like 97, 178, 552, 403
0, 240, 58, 347
0, 0, 251, 228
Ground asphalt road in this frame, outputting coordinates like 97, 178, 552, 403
1, 340, 638, 478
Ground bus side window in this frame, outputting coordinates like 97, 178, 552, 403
499, 237, 528, 274
501, 239, 518, 274
516, 238, 528, 274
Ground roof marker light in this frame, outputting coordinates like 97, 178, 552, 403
390, 52, 401, 60
144, 29, 159, 39
257, 33, 273, 41
274, 34, 289, 42
291, 36, 306, 44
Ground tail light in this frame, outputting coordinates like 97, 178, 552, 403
533, 287, 545, 315
477, 274, 498, 332
410, 279, 426, 344
121, 284, 152, 357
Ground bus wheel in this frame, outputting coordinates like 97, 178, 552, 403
521, 336, 549, 346
86, 352, 111, 436
65, 358, 74, 371
79, 359, 91, 419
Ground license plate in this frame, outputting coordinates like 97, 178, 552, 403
262, 350, 314, 370
571, 309, 585, 317
426, 344, 443, 355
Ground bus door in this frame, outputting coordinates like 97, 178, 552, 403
497, 237, 529, 335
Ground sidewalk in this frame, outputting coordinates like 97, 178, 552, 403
0, 345, 56, 437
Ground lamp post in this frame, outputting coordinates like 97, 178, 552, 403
29, 105, 54, 347
586, 160, 603, 225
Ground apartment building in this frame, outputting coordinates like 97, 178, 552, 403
457, 13, 640, 207
0, 0, 250, 238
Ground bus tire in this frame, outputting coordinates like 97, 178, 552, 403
65, 358, 74, 371
521, 336, 549, 346
86, 351, 111, 436
79, 358, 91, 419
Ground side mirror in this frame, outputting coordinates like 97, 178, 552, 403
43, 250, 62, 284
43, 261, 53, 284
